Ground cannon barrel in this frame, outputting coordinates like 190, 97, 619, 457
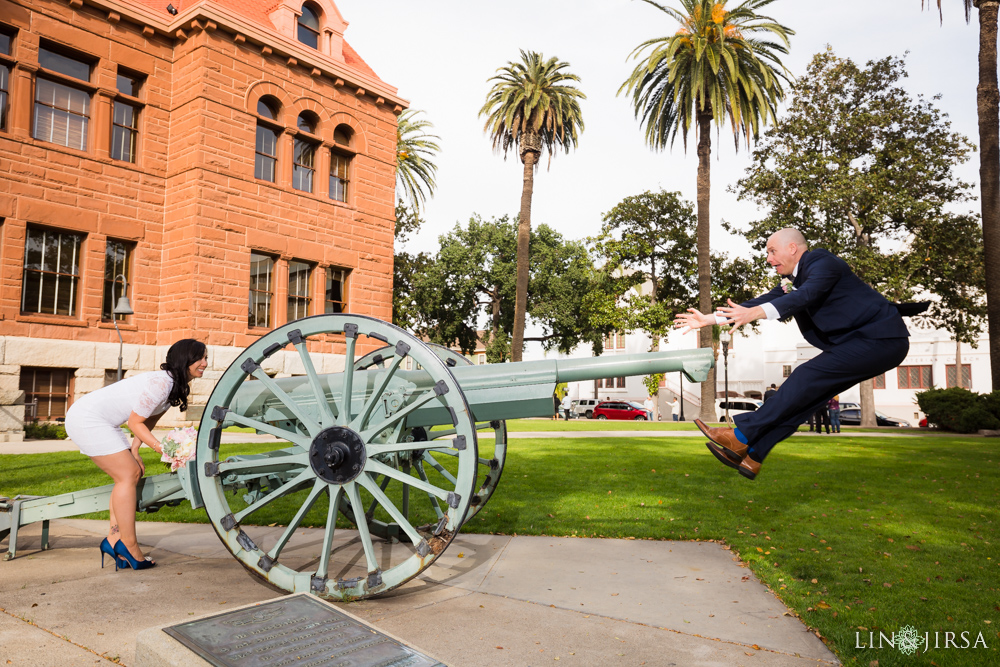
224, 348, 714, 429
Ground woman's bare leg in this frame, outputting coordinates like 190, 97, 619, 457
90, 450, 153, 563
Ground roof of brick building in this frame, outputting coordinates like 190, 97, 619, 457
129, 0, 381, 80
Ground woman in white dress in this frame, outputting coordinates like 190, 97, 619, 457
65, 339, 207, 570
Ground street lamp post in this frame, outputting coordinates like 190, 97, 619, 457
112, 274, 134, 382
720, 328, 731, 424
678, 371, 685, 421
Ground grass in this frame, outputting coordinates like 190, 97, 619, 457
2, 434, 997, 665
505, 417, 922, 435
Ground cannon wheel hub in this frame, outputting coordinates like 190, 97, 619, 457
309, 426, 366, 485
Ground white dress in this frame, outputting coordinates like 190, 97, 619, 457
65, 370, 175, 457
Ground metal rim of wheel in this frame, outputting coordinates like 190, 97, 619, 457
194, 314, 478, 601
354, 343, 507, 522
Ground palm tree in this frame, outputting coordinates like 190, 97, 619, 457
924, 0, 1000, 390
620, 0, 792, 421
479, 50, 585, 362
396, 109, 441, 210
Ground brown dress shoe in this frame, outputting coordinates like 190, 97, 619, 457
694, 419, 748, 458
738, 456, 761, 480
705, 441, 742, 470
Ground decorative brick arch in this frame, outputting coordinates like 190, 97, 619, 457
290, 96, 328, 135
326, 111, 368, 154
245, 81, 293, 126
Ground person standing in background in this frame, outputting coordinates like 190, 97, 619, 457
828, 395, 841, 433
763, 384, 777, 402
668, 397, 679, 422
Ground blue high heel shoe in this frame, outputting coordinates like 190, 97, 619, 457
100, 538, 122, 570
113, 539, 156, 570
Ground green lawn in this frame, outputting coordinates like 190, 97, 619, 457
2, 434, 997, 665
504, 417, 920, 435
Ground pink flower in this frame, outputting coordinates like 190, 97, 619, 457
780, 278, 796, 294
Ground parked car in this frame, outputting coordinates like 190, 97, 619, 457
572, 399, 601, 419
717, 399, 763, 423
593, 401, 650, 421
837, 409, 910, 427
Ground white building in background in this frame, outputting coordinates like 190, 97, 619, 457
523, 313, 992, 423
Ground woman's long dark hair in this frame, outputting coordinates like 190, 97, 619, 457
160, 339, 207, 411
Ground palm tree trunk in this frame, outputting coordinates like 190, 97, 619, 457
859, 379, 876, 427
512, 138, 540, 362
696, 112, 716, 422
976, 0, 1000, 389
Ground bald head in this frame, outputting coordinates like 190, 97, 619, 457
765, 228, 809, 276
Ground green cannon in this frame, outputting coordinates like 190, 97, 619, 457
1, 314, 713, 601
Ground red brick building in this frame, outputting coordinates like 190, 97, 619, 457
0, 0, 405, 438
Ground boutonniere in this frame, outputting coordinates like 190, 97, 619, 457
780, 278, 796, 294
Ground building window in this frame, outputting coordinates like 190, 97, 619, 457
297, 3, 321, 49
616, 376, 626, 388
293, 139, 316, 192
897, 365, 932, 390
22, 227, 82, 316
324, 268, 347, 313
102, 239, 133, 322
287, 260, 312, 322
111, 71, 142, 163
782, 365, 792, 378
254, 97, 280, 182
255, 125, 278, 182
20, 367, 73, 421
34, 46, 91, 150
248, 253, 274, 328
329, 152, 349, 202
616, 332, 625, 349
0, 27, 11, 132
946, 364, 972, 389
873, 373, 885, 389
477, 353, 486, 365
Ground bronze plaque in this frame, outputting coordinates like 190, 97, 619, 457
163, 594, 445, 667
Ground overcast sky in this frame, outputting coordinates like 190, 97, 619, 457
335, 0, 981, 259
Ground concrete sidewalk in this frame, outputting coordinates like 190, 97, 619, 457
0, 519, 840, 667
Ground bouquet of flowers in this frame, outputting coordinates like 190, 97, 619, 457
780, 277, 796, 293
161, 426, 197, 472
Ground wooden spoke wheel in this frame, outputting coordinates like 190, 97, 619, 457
194, 315, 478, 600
354, 343, 507, 523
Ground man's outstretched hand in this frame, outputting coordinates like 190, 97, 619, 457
716, 299, 765, 329
673, 308, 722, 333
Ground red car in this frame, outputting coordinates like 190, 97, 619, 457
592, 401, 651, 421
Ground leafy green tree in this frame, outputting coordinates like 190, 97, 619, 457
392, 203, 432, 331
619, 0, 793, 420
910, 212, 988, 387
590, 190, 697, 345
410, 215, 604, 360
922, 0, 1000, 391
730, 49, 978, 423
479, 50, 585, 362
395, 110, 440, 210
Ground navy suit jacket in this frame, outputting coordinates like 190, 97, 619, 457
742, 248, 909, 351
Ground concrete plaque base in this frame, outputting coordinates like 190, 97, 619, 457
136, 594, 446, 667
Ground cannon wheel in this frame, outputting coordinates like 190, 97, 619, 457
354, 344, 507, 522
194, 314, 478, 601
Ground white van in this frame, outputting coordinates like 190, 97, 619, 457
572, 399, 601, 419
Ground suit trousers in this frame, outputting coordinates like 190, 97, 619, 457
734, 336, 909, 463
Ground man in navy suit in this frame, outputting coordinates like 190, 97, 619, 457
674, 228, 914, 480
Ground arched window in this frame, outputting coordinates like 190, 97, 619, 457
257, 97, 279, 120
254, 97, 281, 182
297, 4, 320, 49
330, 124, 354, 203
297, 111, 317, 135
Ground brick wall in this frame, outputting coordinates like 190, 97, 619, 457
0, 0, 403, 438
